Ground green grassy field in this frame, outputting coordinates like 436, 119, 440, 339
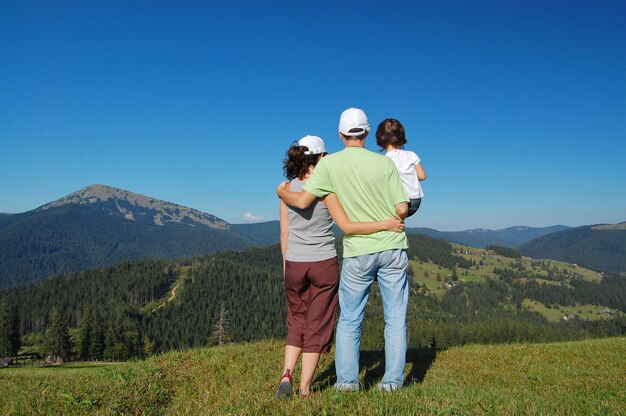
523, 299, 623, 322
1, 337, 623, 415
408, 244, 613, 326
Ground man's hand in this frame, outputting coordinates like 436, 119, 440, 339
276, 181, 288, 199
277, 181, 317, 210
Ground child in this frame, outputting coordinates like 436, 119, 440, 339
376, 118, 426, 217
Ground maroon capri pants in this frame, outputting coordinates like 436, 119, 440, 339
284, 256, 340, 353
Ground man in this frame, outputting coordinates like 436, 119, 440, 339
276, 108, 410, 391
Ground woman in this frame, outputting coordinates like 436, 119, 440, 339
276, 135, 404, 398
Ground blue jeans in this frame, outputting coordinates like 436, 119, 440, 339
334, 249, 409, 391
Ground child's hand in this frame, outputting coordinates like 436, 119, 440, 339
385, 217, 405, 233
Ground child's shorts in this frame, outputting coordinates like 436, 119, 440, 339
407, 198, 422, 217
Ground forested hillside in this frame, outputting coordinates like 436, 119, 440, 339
520, 225, 626, 274
5, 183, 617, 293
0, 204, 257, 289
2, 233, 624, 363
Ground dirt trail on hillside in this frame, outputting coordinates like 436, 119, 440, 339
152, 281, 182, 312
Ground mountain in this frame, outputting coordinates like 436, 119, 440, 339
405, 225, 570, 248
0, 182, 612, 288
230, 222, 570, 250
520, 223, 626, 274
231, 220, 281, 245
0, 185, 258, 289
37, 184, 229, 229
232, 220, 346, 245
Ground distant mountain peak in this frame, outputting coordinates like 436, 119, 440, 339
465, 228, 490, 233
37, 184, 229, 229
502, 226, 532, 231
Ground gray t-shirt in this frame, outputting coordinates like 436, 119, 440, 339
285, 178, 336, 262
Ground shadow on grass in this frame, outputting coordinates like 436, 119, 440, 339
313, 345, 438, 391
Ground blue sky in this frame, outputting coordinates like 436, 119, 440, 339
1, 0, 624, 231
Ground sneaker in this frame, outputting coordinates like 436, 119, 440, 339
334, 383, 358, 392
377, 382, 400, 392
275, 369, 292, 399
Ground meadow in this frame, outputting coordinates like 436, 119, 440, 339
1, 337, 623, 415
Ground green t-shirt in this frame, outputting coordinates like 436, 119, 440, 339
303, 147, 409, 257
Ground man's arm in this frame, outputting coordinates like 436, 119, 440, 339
276, 181, 318, 210
324, 193, 405, 234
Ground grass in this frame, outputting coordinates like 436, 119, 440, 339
1, 337, 624, 415
411, 260, 450, 296
452, 245, 603, 283
411, 258, 487, 299
0, 360, 169, 415
592, 223, 626, 231
523, 299, 624, 322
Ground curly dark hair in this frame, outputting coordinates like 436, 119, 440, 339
282, 144, 324, 180
375, 118, 406, 150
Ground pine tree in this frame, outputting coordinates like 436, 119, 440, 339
103, 317, 119, 360
142, 336, 154, 357
103, 317, 129, 361
9, 305, 21, 359
77, 307, 93, 361
45, 309, 72, 362
90, 320, 105, 361
211, 304, 233, 346
0, 301, 11, 358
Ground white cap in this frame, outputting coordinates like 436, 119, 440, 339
298, 135, 327, 155
338, 108, 371, 137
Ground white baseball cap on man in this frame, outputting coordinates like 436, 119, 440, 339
298, 135, 327, 155
338, 108, 371, 137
